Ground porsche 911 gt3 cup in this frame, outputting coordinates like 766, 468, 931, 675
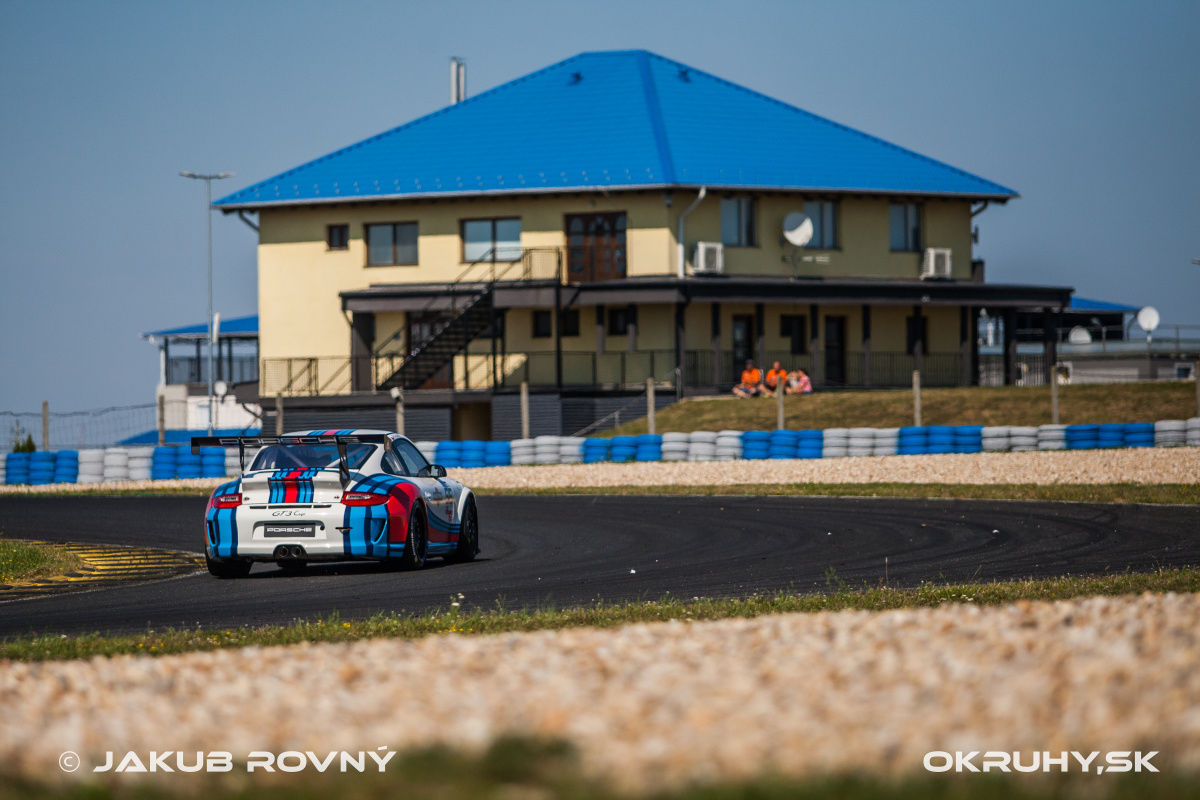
192, 430, 479, 578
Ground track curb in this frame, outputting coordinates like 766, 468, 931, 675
0, 542, 203, 601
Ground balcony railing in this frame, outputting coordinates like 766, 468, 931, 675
260, 350, 974, 396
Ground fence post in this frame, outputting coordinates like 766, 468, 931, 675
646, 377, 656, 435
520, 380, 530, 439
275, 394, 284, 435
157, 395, 166, 446
392, 388, 405, 436
912, 370, 922, 426
1050, 363, 1060, 425
41, 401, 49, 451
776, 378, 785, 430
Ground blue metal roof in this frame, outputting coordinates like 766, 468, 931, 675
142, 315, 259, 339
1068, 297, 1139, 313
215, 50, 1017, 209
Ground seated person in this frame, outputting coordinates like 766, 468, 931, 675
786, 368, 813, 395
764, 361, 789, 394
733, 360, 766, 398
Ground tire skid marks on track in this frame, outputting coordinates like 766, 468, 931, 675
0, 543, 203, 601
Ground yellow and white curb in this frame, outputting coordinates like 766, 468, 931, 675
0, 543, 203, 600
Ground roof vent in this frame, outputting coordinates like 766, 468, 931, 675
450, 57, 467, 104
678, 68, 690, 82
569, 72, 583, 85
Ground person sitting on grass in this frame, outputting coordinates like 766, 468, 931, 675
764, 361, 789, 394
786, 368, 813, 395
733, 360, 766, 398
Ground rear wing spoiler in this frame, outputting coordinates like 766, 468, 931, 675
190, 434, 393, 486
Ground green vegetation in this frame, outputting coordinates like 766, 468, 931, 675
612, 381, 1198, 434
0, 538, 83, 582
0, 736, 1191, 799
3, 567, 1197, 662
11, 433, 35, 453
480, 483, 1200, 505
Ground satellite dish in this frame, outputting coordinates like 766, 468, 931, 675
782, 212, 813, 247
1067, 326, 1092, 345
1136, 306, 1160, 332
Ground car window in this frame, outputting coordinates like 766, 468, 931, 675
381, 450, 408, 476
250, 443, 374, 471
394, 439, 429, 476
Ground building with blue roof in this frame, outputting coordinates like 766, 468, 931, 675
216, 49, 1073, 438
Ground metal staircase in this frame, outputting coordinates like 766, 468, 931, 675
375, 247, 561, 392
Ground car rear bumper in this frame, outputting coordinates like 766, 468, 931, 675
205, 504, 403, 562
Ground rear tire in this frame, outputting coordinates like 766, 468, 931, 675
447, 496, 479, 563
206, 554, 252, 579
399, 503, 427, 570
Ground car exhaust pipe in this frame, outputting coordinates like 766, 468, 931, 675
273, 544, 308, 562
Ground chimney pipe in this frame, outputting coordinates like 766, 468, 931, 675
450, 57, 466, 103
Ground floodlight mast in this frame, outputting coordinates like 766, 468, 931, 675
179, 170, 235, 434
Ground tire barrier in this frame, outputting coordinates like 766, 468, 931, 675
3, 416, 1198, 486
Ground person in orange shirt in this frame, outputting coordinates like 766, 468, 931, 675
733, 360, 766, 398
764, 361, 789, 394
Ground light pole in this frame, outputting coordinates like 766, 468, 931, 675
179, 170, 234, 434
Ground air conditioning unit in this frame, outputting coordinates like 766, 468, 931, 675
921, 247, 952, 279
692, 242, 724, 275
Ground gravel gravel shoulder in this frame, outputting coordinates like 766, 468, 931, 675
0, 448, 1197, 495
2, 592, 1197, 790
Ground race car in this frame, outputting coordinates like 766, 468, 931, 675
192, 430, 479, 578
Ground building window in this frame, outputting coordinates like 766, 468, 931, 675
803, 201, 838, 249
560, 308, 580, 337
326, 224, 349, 251
779, 314, 808, 355
365, 222, 418, 265
608, 307, 630, 336
906, 314, 928, 355
889, 203, 922, 252
720, 197, 756, 247
462, 218, 521, 262
532, 310, 552, 339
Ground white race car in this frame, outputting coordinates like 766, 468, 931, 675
193, 430, 479, 578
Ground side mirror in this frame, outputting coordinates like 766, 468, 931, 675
418, 464, 447, 478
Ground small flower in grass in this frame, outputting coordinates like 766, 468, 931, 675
450, 602, 460, 608
342, 622, 351, 628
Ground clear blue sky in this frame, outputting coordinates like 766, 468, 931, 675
2, 0, 1197, 413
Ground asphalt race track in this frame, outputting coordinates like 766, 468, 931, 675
0, 495, 1196, 636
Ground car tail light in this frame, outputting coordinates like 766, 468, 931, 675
341, 492, 389, 506
211, 493, 242, 509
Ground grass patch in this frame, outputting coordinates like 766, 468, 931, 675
0, 736, 1191, 799
0, 538, 84, 582
611, 381, 1198, 435
3, 567, 1197, 662
477, 483, 1200, 505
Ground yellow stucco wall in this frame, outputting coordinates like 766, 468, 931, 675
677, 193, 973, 280
256, 189, 974, 373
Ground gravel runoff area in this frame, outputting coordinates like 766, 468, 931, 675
2, 592, 1197, 790
0, 448, 1197, 495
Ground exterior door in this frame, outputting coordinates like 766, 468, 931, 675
407, 313, 453, 390
824, 316, 846, 386
731, 314, 754, 382
566, 213, 627, 282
